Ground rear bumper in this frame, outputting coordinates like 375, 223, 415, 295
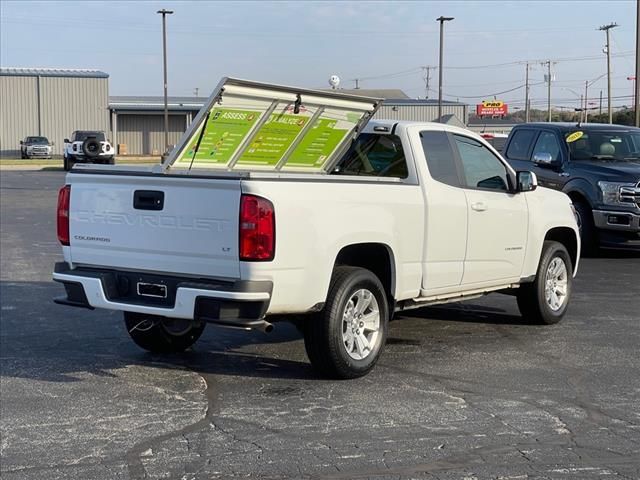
52, 263, 272, 328
67, 155, 114, 162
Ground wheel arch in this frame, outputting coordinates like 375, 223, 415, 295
333, 243, 396, 303
562, 180, 596, 208
544, 227, 579, 274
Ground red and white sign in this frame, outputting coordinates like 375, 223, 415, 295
476, 100, 508, 117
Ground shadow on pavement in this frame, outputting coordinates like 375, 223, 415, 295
1, 281, 544, 384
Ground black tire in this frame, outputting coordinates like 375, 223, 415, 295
303, 266, 389, 379
573, 200, 597, 255
517, 241, 572, 325
63, 156, 72, 171
82, 138, 101, 158
124, 312, 205, 353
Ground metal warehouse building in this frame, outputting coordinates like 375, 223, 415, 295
109, 90, 469, 155
109, 96, 204, 155
0, 68, 110, 157
1, 70, 470, 157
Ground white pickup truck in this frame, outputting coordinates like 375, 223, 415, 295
53, 78, 580, 378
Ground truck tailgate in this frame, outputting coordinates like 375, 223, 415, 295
68, 173, 241, 279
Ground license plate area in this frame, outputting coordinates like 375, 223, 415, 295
137, 282, 168, 298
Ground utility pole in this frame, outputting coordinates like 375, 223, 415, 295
636, 0, 640, 126
600, 90, 603, 115
580, 94, 584, 122
525, 63, 530, 122
194, 87, 199, 97
542, 60, 553, 122
354, 78, 360, 89
437, 16, 454, 122
157, 8, 174, 153
584, 80, 589, 123
599, 22, 619, 124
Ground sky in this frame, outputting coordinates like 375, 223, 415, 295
1, 0, 638, 111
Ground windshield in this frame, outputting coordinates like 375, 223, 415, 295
565, 129, 640, 161
26, 136, 48, 144
73, 131, 105, 142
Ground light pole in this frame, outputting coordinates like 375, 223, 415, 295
599, 22, 619, 124
157, 8, 174, 153
436, 16, 454, 123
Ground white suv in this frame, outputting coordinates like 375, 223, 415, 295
63, 131, 114, 171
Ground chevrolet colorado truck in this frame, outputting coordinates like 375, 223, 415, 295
503, 123, 640, 252
53, 78, 580, 379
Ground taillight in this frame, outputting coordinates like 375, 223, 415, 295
57, 185, 71, 246
239, 194, 275, 261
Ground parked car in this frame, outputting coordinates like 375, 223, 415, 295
502, 123, 640, 252
53, 78, 580, 379
20, 136, 53, 159
63, 130, 114, 171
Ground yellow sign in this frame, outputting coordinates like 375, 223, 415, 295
482, 100, 504, 108
565, 131, 584, 143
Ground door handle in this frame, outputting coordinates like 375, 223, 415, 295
133, 190, 164, 210
471, 202, 488, 212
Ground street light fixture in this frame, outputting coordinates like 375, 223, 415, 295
436, 16, 454, 123
157, 8, 174, 155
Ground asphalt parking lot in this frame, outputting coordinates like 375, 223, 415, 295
1, 170, 639, 480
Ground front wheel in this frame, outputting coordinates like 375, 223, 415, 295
574, 201, 597, 255
303, 266, 389, 379
124, 312, 205, 353
517, 241, 572, 325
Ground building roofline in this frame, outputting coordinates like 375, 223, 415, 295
0, 67, 109, 78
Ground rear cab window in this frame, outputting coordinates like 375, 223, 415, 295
505, 129, 537, 161
333, 133, 408, 178
419, 130, 461, 187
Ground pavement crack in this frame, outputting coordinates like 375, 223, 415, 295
124, 370, 218, 480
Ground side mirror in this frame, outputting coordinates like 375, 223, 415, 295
50, 141, 55, 146
64, 138, 70, 143
20, 140, 23, 145
532, 152, 560, 168
517, 171, 537, 192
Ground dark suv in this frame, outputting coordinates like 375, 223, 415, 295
503, 123, 640, 252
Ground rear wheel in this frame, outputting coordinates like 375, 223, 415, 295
517, 241, 572, 325
124, 312, 205, 353
304, 266, 389, 379
63, 156, 73, 171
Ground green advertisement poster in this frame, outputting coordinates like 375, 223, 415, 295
236, 113, 310, 166
180, 108, 262, 164
285, 118, 351, 168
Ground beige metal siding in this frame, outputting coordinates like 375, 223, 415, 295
0, 75, 108, 156
0, 76, 38, 157
40, 77, 109, 155
376, 104, 468, 124
117, 114, 187, 155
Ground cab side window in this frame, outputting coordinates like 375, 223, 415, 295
419, 130, 461, 187
334, 134, 408, 179
505, 129, 536, 161
532, 131, 561, 162
453, 135, 510, 191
